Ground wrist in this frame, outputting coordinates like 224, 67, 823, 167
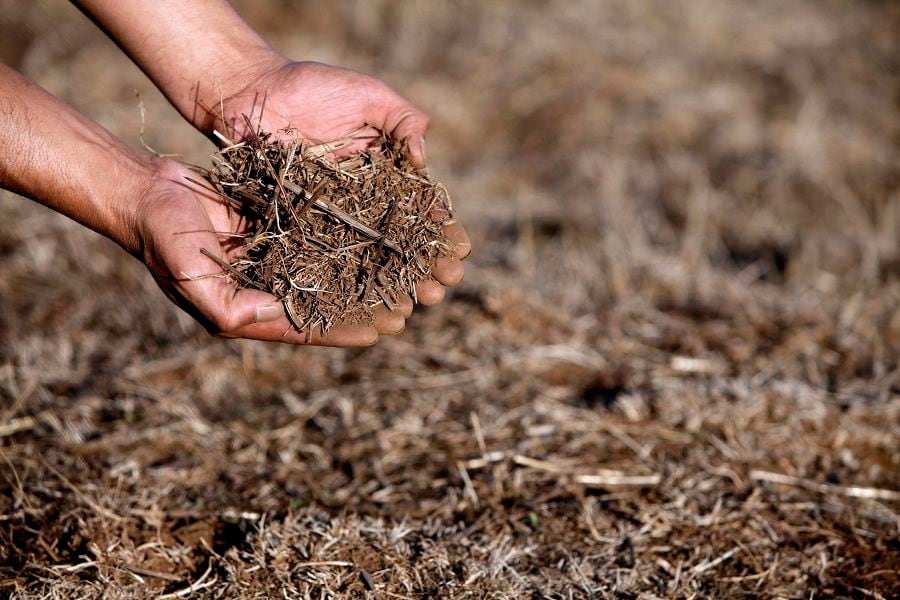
121, 156, 190, 258
74, 1, 285, 138
90, 151, 161, 257
0, 64, 164, 256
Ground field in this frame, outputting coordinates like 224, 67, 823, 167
1, 0, 898, 597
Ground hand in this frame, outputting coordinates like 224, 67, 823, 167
207, 58, 471, 327
212, 60, 430, 167
135, 159, 390, 346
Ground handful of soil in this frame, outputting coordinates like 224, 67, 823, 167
201, 128, 454, 338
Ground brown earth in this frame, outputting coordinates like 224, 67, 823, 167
0, 1, 898, 598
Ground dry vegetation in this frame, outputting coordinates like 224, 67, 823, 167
1, 0, 898, 598
201, 131, 452, 335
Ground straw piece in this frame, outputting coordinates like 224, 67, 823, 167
750, 470, 900, 501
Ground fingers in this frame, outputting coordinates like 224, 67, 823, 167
407, 135, 427, 170
415, 279, 445, 306
182, 255, 381, 346
368, 89, 430, 168
185, 253, 410, 344
372, 306, 406, 335
403, 218, 471, 307
429, 219, 470, 286
443, 220, 472, 260
233, 303, 406, 344
227, 317, 379, 347
217, 289, 380, 347
193, 268, 449, 342
397, 295, 414, 318
432, 256, 464, 287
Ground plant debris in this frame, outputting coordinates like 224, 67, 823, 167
1, 0, 899, 598
201, 126, 454, 336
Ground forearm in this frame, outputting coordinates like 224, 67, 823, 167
0, 64, 152, 254
72, 0, 280, 134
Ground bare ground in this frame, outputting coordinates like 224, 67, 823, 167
0, 1, 898, 597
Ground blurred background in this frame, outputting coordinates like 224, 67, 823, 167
1, 1, 898, 597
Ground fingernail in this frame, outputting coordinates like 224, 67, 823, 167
255, 303, 284, 323
416, 135, 427, 167
454, 241, 473, 257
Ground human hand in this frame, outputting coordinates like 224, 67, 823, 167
135, 159, 404, 346
207, 58, 471, 314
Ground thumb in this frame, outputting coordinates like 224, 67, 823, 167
236, 288, 286, 325
187, 276, 284, 335
184, 247, 283, 331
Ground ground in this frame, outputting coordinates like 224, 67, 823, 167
0, 0, 898, 598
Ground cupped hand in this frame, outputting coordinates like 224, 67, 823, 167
136, 159, 386, 346
207, 58, 472, 324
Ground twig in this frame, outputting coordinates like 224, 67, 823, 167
158, 563, 216, 599
123, 565, 182, 582
575, 473, 662, 487
512, 454, 564, 473
691, 546, 740, 574
750, 470, 900, 501
283, 181, 401, 253
199, 248, 256, 287
0, 416, 37, 438
457, 461, 479, 505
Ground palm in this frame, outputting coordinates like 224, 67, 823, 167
217, 61, 427, 166
222, 62, 375, 143
139, 166, 252, 325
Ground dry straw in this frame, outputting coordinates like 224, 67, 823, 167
198, 122, 453, 338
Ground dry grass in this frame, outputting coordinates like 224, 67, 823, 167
1, 0, 898, 598
201, 129, 452, 335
